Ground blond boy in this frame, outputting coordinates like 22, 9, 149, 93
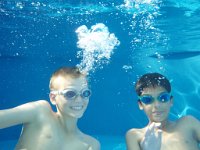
0, 67, 100, 150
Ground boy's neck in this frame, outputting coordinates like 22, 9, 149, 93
57, 113, 79, 134
152, 120, 173, 131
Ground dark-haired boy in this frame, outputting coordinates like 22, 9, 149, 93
0, 67, 100, 150
126, 73, 200, 150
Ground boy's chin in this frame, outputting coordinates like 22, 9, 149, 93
68, 112, 84, 118
152, 119, 166, 123
151, 117, 167, 123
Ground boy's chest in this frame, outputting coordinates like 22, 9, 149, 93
161, 132, 199, 150
18, 124, 90, 150
39, 127, 90, 150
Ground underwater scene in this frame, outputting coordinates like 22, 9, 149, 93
1, 0, 200, 149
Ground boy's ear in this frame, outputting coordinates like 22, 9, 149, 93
138, 100, 144, 110
49, 93, 56, 105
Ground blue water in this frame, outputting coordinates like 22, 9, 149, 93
1, 0, 200, 149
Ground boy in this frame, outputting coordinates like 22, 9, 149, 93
126, 73, 200, 150
0, 67, 100, 150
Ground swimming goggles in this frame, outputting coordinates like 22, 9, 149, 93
138, 92, 171, 105
51, 88, 91, 100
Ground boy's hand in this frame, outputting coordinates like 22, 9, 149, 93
140, 122, 162, 150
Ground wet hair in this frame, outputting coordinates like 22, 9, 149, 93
49, 66, 86, 90
135, 73, 171, 96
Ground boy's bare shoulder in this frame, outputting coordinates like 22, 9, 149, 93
24, 100, 53, 122
126, 127, 145, 135
90, 137, 100, 150
126, 127, 145, 141
83, 134, 100, 150
180, 115, 196, 120
178, 115, 197, 124
22, 100, 52, 115
33, 100, 52, 111
33, 100, 53, 117
126, 127, 145, 149
178, 115, 200, 128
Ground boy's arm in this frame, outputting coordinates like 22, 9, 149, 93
0, 100, 50, 129
186, 115, 200, 142
126, 129, 141, 150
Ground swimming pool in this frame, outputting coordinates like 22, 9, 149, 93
1, 0, 200, 149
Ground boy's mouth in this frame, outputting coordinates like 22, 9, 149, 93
70, 106, 84, 111
152, 111, 164, 115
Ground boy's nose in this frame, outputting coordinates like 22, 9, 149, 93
74, 95, 82, 102
153, 100, 161, 108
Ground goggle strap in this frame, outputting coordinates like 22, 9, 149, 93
50, 90, 59, 95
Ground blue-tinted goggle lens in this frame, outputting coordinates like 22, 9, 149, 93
64, 91, 76, 99
140, 96, 153, 104
159, 92, 171, 102
63, 89, 91, 100
139, 92, 171, 104
82, 90, 91, 98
